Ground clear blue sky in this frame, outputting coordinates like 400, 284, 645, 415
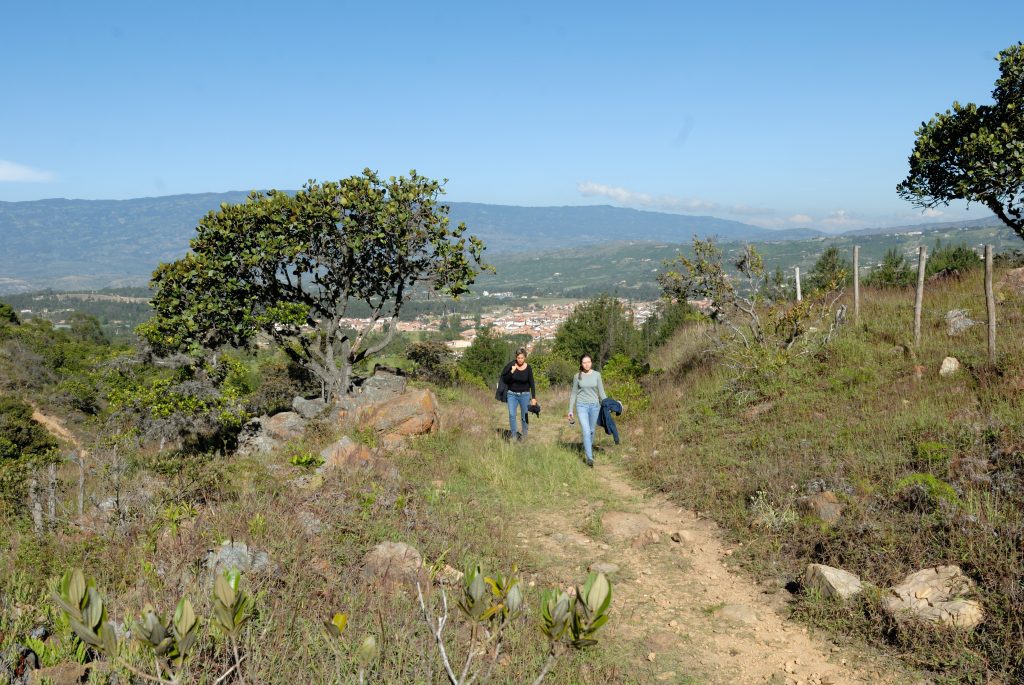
2, 1, 1020, 231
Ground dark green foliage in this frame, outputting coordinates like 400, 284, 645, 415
994, 248, 1024, 267
0, 395, 59, 514
245, 355, 319, 416
927, 240, 981, 277
0, 302, 19, 326
141, 169, 488, 399
639, 300, 701, 349
458, 326, 514, 383
529, 353, 578, 386
0, 396, 57, 462
68, 312, 109, 346
405, 340, 458, 386
898, 42, 1024, 241
806, 246, 852, 292
553, 294, 639, 366
864, 248, 913, 288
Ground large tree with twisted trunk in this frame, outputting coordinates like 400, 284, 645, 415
140, 169, 487, 400
898, 43, 1024, 240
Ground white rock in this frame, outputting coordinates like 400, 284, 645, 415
939, 356, 961, 377
804, 564, 863, 600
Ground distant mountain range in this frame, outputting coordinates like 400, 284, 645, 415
0, 192, 1008, 293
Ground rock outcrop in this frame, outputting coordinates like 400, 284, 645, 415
883, 565, 983, 629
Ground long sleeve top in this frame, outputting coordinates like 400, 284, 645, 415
568, 370, 606, 413
501, 362, 536, 397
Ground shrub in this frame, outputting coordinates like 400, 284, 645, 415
458, 326, 514, 382
864, 247, 913, 288
553, 294, 640, 366
405, 340, 458, 386
807, 246, 852, 293
927, 240, 981, 277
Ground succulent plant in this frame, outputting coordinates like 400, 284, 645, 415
212, 569, 252, 637
51, 569, 119, 657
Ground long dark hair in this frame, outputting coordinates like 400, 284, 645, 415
577, 353, 592, 382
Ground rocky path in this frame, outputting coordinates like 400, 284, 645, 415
514, 413, 923, 685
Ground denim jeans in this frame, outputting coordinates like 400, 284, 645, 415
576, 402, 600, 462
507, 391, 530, 439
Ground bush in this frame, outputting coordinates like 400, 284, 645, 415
529, 353, 578, 387
553, 294, 640, 366
927, 240, 981, 277
405, 340, 458, 386
864, 247, 913, 288
807, 246, 852, 293
458, 326, 514, 382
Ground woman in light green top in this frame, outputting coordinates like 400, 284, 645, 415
567, 353, 606, 467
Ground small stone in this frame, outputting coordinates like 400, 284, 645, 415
804, 564, 864, 600
647, 652, 657, 662
939, 356, 961, 377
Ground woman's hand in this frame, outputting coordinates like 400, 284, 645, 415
530, 398, 538, 406
567, 411, 574, 423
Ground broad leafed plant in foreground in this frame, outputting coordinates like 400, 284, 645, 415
140, 169, 488, 399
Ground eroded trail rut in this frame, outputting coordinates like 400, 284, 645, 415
514, 416, 922, 685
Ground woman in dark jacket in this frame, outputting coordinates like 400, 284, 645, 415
501, 347, 537, 441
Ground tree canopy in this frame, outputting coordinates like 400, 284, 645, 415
140, 170, 488, 399
898, 43, 1024, 240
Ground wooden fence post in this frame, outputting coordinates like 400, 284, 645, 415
985, 245, 996, 364
853, 245, 860, 326
914, 246, 927, 347
795, 267, 802, 302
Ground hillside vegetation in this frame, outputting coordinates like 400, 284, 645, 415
628, 271, 1024, 683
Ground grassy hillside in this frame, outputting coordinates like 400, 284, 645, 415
627, 271, 1024, 683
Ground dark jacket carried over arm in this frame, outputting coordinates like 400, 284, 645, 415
596, 397, 623, 444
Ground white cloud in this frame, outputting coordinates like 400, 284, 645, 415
788, 214, 813, 224
0, 160, 55, 182
823, 210, 859, 228
920, 208, 944, 218
577, 181, 719, 213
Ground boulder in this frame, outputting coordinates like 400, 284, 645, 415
264, 411, 306, 440
358, 388, 440, 439
205, 541, 277, 578
945, 309, 978, 336
292, 396, 328, 420
883, 565, 984, 629
804, 564, 864, 599
318, 436, 373, 471
362, 541, 422, 585
236, 411, 307, 456
358, 369, 408, 403
939, 356, 961, 377
797, 491, 842, 524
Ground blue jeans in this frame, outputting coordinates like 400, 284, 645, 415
576, 402, 600, 462
507, 391, 530, 439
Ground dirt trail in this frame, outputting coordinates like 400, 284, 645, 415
30, 403, 82, 449
515, 414, 924, 685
